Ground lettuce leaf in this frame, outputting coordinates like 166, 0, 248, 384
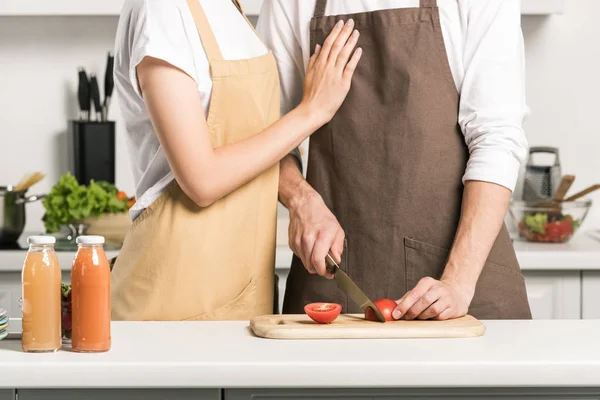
42, 172, 128, 233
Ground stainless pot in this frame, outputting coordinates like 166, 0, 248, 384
0, 186, 46, 245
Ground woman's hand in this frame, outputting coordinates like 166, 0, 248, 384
300, 19, 362, 125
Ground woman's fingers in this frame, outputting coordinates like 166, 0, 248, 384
307, 44, 321, 71
318, 20, 345, 62
328, 19, 355, 64
336, 29, 359, 70
343, 48, 362, 82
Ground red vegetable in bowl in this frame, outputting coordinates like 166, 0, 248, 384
518, 212, 579, 243
304, 302, 342, 324
365, 298, 397, 322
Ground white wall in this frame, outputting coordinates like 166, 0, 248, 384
520, 1, 600, 229
1, 1, 599, 237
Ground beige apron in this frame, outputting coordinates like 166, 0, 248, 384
283, 0, 532, 319
110, 0, 281, 321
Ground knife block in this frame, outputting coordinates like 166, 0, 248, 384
67, 120, 116, 185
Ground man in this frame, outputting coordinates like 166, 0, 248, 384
257, 0, 532, 320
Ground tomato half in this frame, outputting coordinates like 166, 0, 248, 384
304, 302, 342, 324
365, 298, 397, 322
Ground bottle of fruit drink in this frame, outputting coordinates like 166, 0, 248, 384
71, 235, 111, 352
21, 236, 62, 352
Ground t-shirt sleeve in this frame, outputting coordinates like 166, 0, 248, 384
126, 0, 198, 99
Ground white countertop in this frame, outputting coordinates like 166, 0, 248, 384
1, 319, 600, 388
1, 231, 599, 272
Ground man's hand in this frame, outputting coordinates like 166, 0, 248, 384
393, 277, 475, 321
288, 192, 344, 279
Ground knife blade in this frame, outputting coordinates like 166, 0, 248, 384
325, 252, 387, 323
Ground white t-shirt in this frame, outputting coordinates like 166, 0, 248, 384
114, 0, 268, 220
256, 0, 530, 192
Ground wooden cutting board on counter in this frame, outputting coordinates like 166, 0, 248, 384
250, 314, 485, 339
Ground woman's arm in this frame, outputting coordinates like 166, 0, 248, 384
138, 19, 361, 207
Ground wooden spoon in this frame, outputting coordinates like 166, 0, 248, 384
13, 172, 45, 192
563, 184, 600, 202
535, 174, 575, 208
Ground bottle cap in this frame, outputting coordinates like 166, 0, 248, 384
27, 235, 56, 245
76, 235, 105, 245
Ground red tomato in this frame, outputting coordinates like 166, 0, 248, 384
365, 298, 397, 322
304, 302, 342, 324
116, 191, 128, 201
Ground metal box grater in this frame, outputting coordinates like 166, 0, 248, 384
522, 147, 562, 201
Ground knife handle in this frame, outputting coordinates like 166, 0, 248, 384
325, 252, 339, 275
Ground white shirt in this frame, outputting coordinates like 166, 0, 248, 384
114, 0, 268, 220
256, 0, 530, 191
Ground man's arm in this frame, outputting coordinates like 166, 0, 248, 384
394, 0, 528, 321
278, 155, 343, 279
393, 181, 511, 320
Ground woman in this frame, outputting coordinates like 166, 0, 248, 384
110, 0, 362, 321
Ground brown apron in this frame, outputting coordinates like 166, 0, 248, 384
110, 0, 281, 321
283, 0, 532, 320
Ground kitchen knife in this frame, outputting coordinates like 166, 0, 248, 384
325, 252, 387, 323
103, 52, 114, 122
77, 67, 90, 121
90, 75, 102, 122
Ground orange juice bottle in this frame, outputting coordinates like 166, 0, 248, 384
21, 236, 62, 352
71, 235, 111, 352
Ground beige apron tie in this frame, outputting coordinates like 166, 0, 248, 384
110, 0, 280, 321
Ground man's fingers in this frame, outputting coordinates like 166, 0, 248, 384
330, 229, 345, 263
318, 19, 345, 63
434, 307, 456, 321
310, 230, 337, 278
402, 286, 444, 320
417, 298, 450, 320
393, 277, 436, 319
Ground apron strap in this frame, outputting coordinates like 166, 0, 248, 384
420, 0, 438, 7
314, 0, 327, 18
186, 0, 224, 61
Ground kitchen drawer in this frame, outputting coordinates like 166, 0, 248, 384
0, 390, 15, 400
225, 388, 600, 399
582, 271, 600, 319
16, 389, 220, 400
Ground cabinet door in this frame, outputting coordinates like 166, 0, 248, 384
522, 271, 581, 319
0, 390, 15, 400
17, 389, 220, 400
582, 271, 600, 319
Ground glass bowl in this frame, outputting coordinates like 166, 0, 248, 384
506, 199, 592, 243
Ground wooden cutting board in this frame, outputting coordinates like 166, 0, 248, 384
250, 314, 485, 339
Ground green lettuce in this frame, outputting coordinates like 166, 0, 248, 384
42, 172, 128, 233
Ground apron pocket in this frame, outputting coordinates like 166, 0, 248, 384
404, 237, 531, 319
183, 276, 258, 321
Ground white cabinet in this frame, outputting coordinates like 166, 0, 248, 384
522, 271, 581, 319
582, 271, 600, 319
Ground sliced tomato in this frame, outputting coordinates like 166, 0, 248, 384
365, 298, 397, 322
304, 302, 342, 324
